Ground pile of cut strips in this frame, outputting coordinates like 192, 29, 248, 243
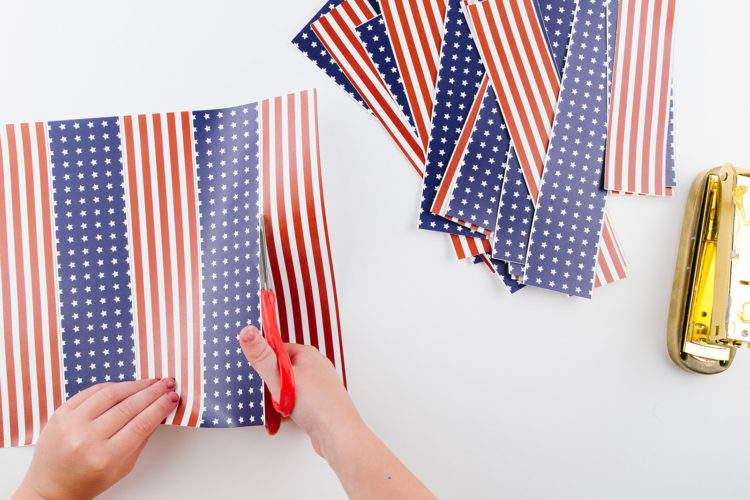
293, 0, 677, 298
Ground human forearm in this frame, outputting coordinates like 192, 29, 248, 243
323, 420, 436, 500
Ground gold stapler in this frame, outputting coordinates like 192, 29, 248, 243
668, 163, 750, 374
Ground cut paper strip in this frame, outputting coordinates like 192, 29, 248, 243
463, 0, 560, 203
536, 0, 577, 76
259, 90, 346, 386
356, 16, 417, 131
417, 0, 488, 236
666, 85, 676, 187
524, 0, 611, 298
0, 89, 346, 447
311, 0, 426, 176
293, 0, 380, 113
476, 255, 525, 294
451, 233, 492, 259
436, 80, 509, 235
378, 0, 448, 149
604, 0, 677, 196
594, 216, 628, 288
297, 1, 495, 260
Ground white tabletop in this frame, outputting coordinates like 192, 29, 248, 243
1, 0, 749, 498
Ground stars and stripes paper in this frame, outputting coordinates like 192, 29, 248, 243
604, 0, 677, 196
309, 0, 426, 175
0, 89, 346, 448
463, 0, 560, 203
417, 0, 487, 236
297, 0, 494, 261
378, 0, 448, 150
475, 254, 525, 294
356, 16, 417, 130
524, 0, 612, 298
492, 151, 534, 264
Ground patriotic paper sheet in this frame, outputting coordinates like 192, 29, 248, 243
604, 0, 677, 196
378, 0, 448, 150
0, 89, 345, 448
417, 0, 488, 236
524, 0, 612, 297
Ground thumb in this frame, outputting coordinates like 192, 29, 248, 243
238, 326, 281, 398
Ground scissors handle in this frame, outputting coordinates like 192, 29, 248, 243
260, 288, 295, 434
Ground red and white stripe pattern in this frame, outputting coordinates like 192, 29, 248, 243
311, 0, 426, 176
605, 0, 677, 196
450, 233, 492, 260
378, 0, 448, 149
463, 0, 559, 203
594, 216, 628, 288
0, 124, 63, 447
431, 74, 492, 236
259, 90, 346, 383
121, 113, 203, 427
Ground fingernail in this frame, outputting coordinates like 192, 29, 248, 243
162, 377, 176, 390
149, 378, 160, 385
168, 391, 179, 403
240, 326, 258, 343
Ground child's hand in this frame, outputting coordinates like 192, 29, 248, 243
14, 378, 180, 500
238, 326, 364, 459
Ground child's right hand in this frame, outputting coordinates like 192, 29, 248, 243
238, 326, 436, 499
238, 326, 364, 459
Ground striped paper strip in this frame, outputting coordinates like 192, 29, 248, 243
259, 90, 346, 384
311, 0, 426, 176
378, 0, 448, 149
605, 0, 677, 196
0, 124, 64, 447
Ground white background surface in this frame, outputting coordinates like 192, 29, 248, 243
0, 0, 749, 498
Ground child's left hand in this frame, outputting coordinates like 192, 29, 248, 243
13, 378, 180, 500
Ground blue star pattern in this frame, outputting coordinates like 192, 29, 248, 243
193, 105, 264, 428
492, 152, 534, 264
444, 84, 509, 234
48, 118, 136, 397
538, 0, 577, 76
356, 16, 416, 131
524, 0, 610, 298
293, 1, 379, 114
491, 0, 573, 265
418, 0, 486, 235
490, 259, 525, 294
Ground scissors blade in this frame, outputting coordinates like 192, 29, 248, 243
259, 218, 272, 291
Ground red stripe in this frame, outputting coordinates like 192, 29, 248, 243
479, 255, 495, 273
35, 122, 62, 410
596, 244, 614, 285
450, 234, 466, 260
137, 115, 163, 378
653, 0, 677, 196
312, 90, 346, 384
431, 76, 489, 213
0, 127, 19, 447
639, 0, 662, 195
287, 94, 320, 349
7, 125, 34, 444
273, 97, 304, 343
123, 117, 149, 380
466, 236, 479, 256
261, 101, 290, 342
180, 111, 202, 427
20, 124, 48, 426
152, 115, 175, 380
166, 113, 189, 426
480, 238, 492, 254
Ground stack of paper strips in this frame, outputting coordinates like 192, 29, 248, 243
0, 90, 346, 448
294, 0, 677, 298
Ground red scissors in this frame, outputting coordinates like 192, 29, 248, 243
259, 221, 295, 435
